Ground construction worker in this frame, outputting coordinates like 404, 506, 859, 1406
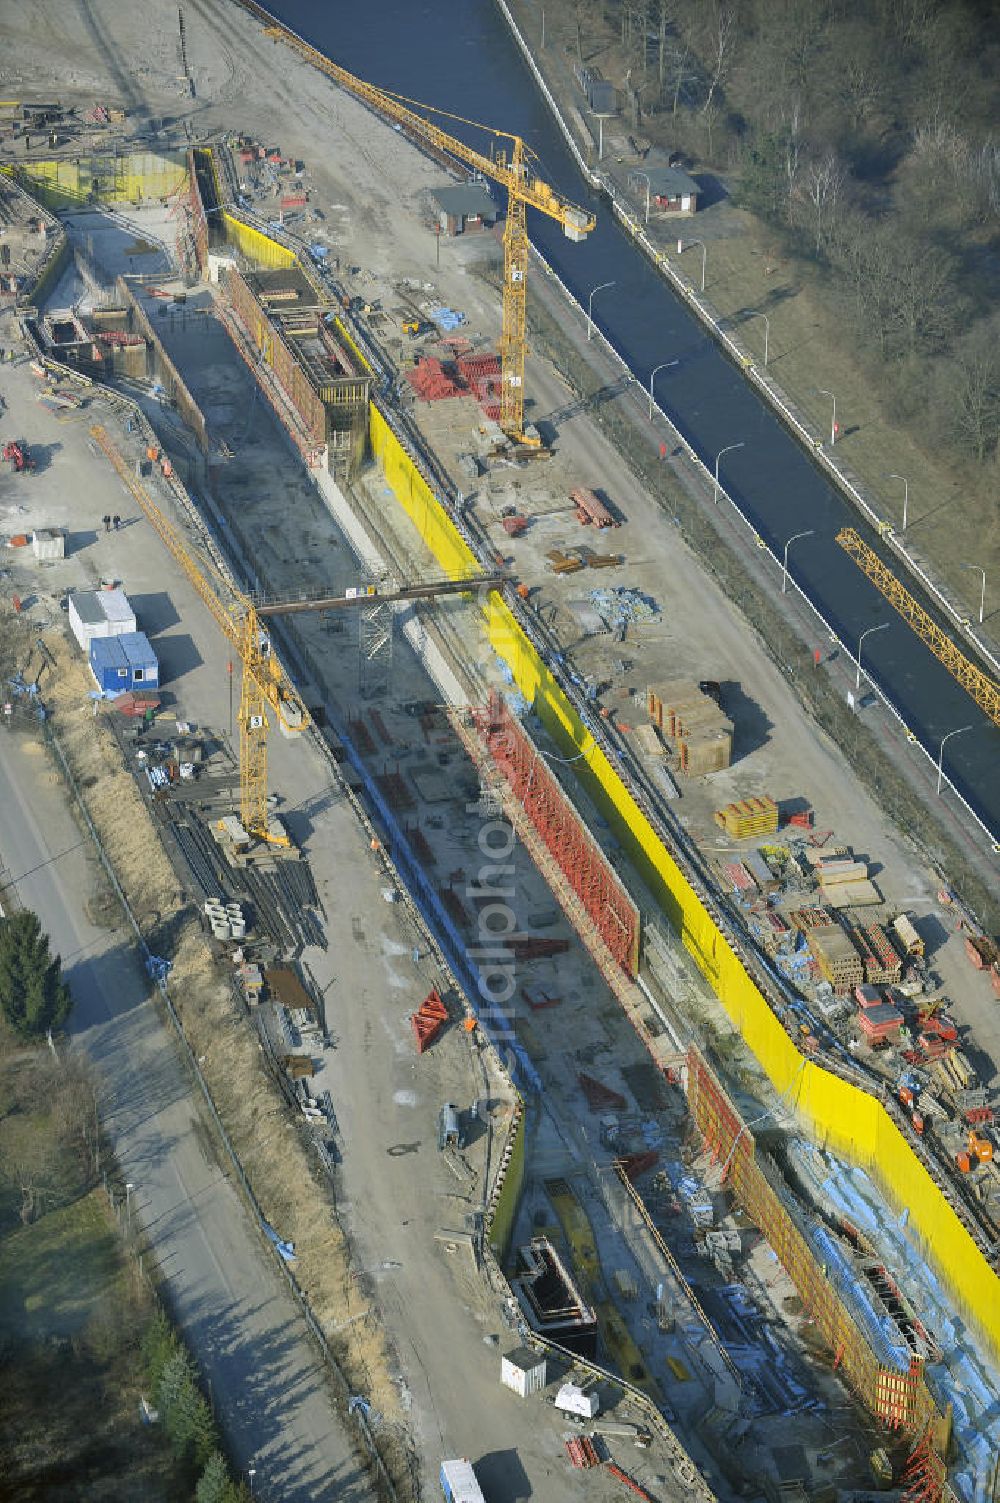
102, 513, 111, 533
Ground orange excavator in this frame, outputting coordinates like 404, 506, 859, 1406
956, 1130, 994, 1172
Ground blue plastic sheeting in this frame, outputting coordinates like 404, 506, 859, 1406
806, 1222, 910, 1372
430, 305, 465, 331
789, 1138, 1000, 1501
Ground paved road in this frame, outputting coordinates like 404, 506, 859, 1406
0, 727, 372, 1503
267, 0, 1000, 841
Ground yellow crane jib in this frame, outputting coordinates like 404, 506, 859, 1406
89, 424, 310, 844
250, 29, 595, 443
836, 527, 1000, 728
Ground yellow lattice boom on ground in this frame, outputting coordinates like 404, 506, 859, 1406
89, 424, 309, 843
837, 528, 1000, 727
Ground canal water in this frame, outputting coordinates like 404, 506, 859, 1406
266, 0, 1000, 835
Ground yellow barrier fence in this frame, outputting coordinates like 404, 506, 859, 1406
370, 401, 1000, 1362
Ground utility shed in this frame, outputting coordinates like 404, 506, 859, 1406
628, 162, 700, 214
68, 587, 137, 651
89, 631, 158, 695
500, 1347, 547, 1397
431, 183, 497, 236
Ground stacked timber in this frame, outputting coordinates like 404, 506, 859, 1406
714, 795, 779, 839
648, 680, 733, 775
812, 851, 882, 909
807, 925, 864, 994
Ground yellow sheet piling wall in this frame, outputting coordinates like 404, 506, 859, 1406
371, 402, 1000, 1360
221, 211, 297, 269
368, 408, 481, 579
14, 153, 186, 209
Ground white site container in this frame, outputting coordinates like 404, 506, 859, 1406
500, 1347, 547, 1398
32, 528, 64, 560
99, 586, 137, 636
554, 1382, 599, 1419
439, 1459, 485, 1503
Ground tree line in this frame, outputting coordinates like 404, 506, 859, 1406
595, 0, 1000, 468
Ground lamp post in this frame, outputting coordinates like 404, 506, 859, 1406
633, 169, 651, 224
960, 563, 986, 625
888, 473, 909, 532
677, 237, 706, 292
818, 384, 836, 441
937, 725, 973, 796
648, 359, 679, 420
855, 621, 889, 691
713, 442, 744, 504
781, 529, 814, 594
586, 280, 615, 341
818, 388, 837, 445
125, 1182, 135, 1231
248, 1466, 257, 1497
744, 308, 769, 366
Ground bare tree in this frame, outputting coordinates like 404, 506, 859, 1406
969, 142, 1000, 226
655, 0, 674, 94
942, 324, 1000, 464
623, 67, 642, 130
667, 41, 696, 118
800, 150, 846, 253
701, 4, 737, 118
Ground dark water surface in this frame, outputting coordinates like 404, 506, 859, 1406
267, 0, 1000, 836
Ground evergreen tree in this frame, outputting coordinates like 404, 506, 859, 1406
141, 1307, 178, 1391
195, 1452, 230, 1503
191, 1393, 219, 1470
157, 1347, 200, 1458
0, 911, 72, 1039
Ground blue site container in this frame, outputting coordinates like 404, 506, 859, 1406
90, 631, 159, 695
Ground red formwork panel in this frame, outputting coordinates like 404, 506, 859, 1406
473, 693, 640, 977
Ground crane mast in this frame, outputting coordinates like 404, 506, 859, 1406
90, 424, 309, 844
254, 28, 595, 441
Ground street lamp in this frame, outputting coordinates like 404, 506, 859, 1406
888, 473, 909, 532
743, 308, 769, 366
818, 388, 837, 445
633, 169, 652, 224
937, 725, 973, 795
648, 359, 679, 420
677, 237, 706, 292
125, 1182, 135, 1230
855, 621, 889, 691
781, 529, 814, 594
586, 280, 615, 341
713, 442, 745, 505
248, 1466, 257, 1497
960, 563, 986, 625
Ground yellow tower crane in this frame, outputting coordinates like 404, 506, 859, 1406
836, 527, 1000, 727
91, 424, 309, 845
90, 424, 499, 843
257, 31, 595, 443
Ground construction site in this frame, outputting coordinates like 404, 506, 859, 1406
2, 5, 1000, 1503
